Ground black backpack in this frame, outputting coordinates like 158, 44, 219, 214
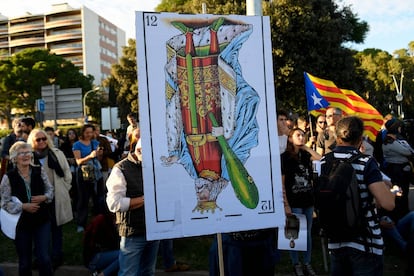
315, 152, 367, 242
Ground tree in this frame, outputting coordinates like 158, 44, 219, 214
156, 0, 369, 116
0, 48, 94, 128
103, 38, 138, 125
157, 0, 246, 14
353, 45, 414, 118
265, 0, 368, 114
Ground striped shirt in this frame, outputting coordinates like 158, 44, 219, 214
324, 147, 384, 255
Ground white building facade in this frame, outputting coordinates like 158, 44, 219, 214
0, 3, 126, 85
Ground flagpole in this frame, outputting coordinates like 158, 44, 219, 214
308, 112, 316, 150
308, 113, 314, 138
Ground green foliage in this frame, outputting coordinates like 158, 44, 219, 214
265, 0, 368, 114
0, 128, 11, 138
0, 48, 94, 128
354, 48, 414, 118
103, 39, 138, 124
156, 0, 246, 14
151, 0, 414, 120
156, 0, 369, 116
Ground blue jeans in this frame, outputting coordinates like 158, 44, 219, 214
383, 211, 414, 251
88, 250, 119, 276
118, 235, 159, 276
15, 221, 53, 276
330, 247, 383, 276
159, 239, 175, 269
290, 206, 313, 265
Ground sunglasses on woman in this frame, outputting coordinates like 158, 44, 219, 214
35, 137, 48, 142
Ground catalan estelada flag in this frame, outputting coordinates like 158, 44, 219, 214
304, 72, 383, 141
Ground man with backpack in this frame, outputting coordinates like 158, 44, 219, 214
316, 116, 395, 275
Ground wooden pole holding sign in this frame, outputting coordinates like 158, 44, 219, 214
217, 233, 225, 276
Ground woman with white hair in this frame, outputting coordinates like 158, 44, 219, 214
0, 141, 54, 275
27, 128, 73, 269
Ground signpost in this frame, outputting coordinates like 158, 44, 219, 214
41, 85, 83, 127
101, 107, 120, 131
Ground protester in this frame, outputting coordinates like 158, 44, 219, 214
281, 128, 321, 276
105, 131, 119, 155
316, 107, 342, 155
373, 113, 393, 168
73, 124, 103, 233
315, 114, 327, 136
106, 138, 160, 276
123, 113, 138, 154
312, 115, 326, 150
94, 124, 113, 184
28, 129, 73, 268
59, 128, 79, 214
83, 201, 119, 276
1, 118, 23, 178
321, 116, 395, 275
380, 211, 414, 252
296, 115, 316, 149
20, 117, 36, 138
129, 128, 140, 151
382, 118, 414, 221
0, 141, 54, 276
44, 126, 60, 148
277, 110, 290, 154
379, 211, 414, 275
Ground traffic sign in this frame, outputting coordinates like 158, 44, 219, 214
36, 99, 45, 112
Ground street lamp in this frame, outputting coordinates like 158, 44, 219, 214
83, 86, 101, 119
392, 69, 404, 119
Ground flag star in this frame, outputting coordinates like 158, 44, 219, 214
311, 93, 323, 107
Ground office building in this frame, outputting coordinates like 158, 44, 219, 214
0, 3, 126, 84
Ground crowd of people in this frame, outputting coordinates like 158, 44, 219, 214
0, 114, 189, 276
1, 108, 414, 276
277, 108, 414, 276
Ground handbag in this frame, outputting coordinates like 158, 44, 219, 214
1, 196, 22, 239
80, 142, 97, 182
80, 162, 95, 182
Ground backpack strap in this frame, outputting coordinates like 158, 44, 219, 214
320, 152, 335, 175
343, 151, 372, 252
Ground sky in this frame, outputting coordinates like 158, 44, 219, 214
0, 0, 412, 53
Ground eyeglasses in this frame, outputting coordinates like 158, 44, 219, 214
35, 137, 48, 142
318, 121, 327, 124
326, 114, 340, 118
17, 151, 32, 157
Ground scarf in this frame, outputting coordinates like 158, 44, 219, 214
34, 148, 65, 178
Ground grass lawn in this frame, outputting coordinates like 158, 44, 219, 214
0, 220, 408, 275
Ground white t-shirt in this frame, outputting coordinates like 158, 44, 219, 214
279, 135, 288, 154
